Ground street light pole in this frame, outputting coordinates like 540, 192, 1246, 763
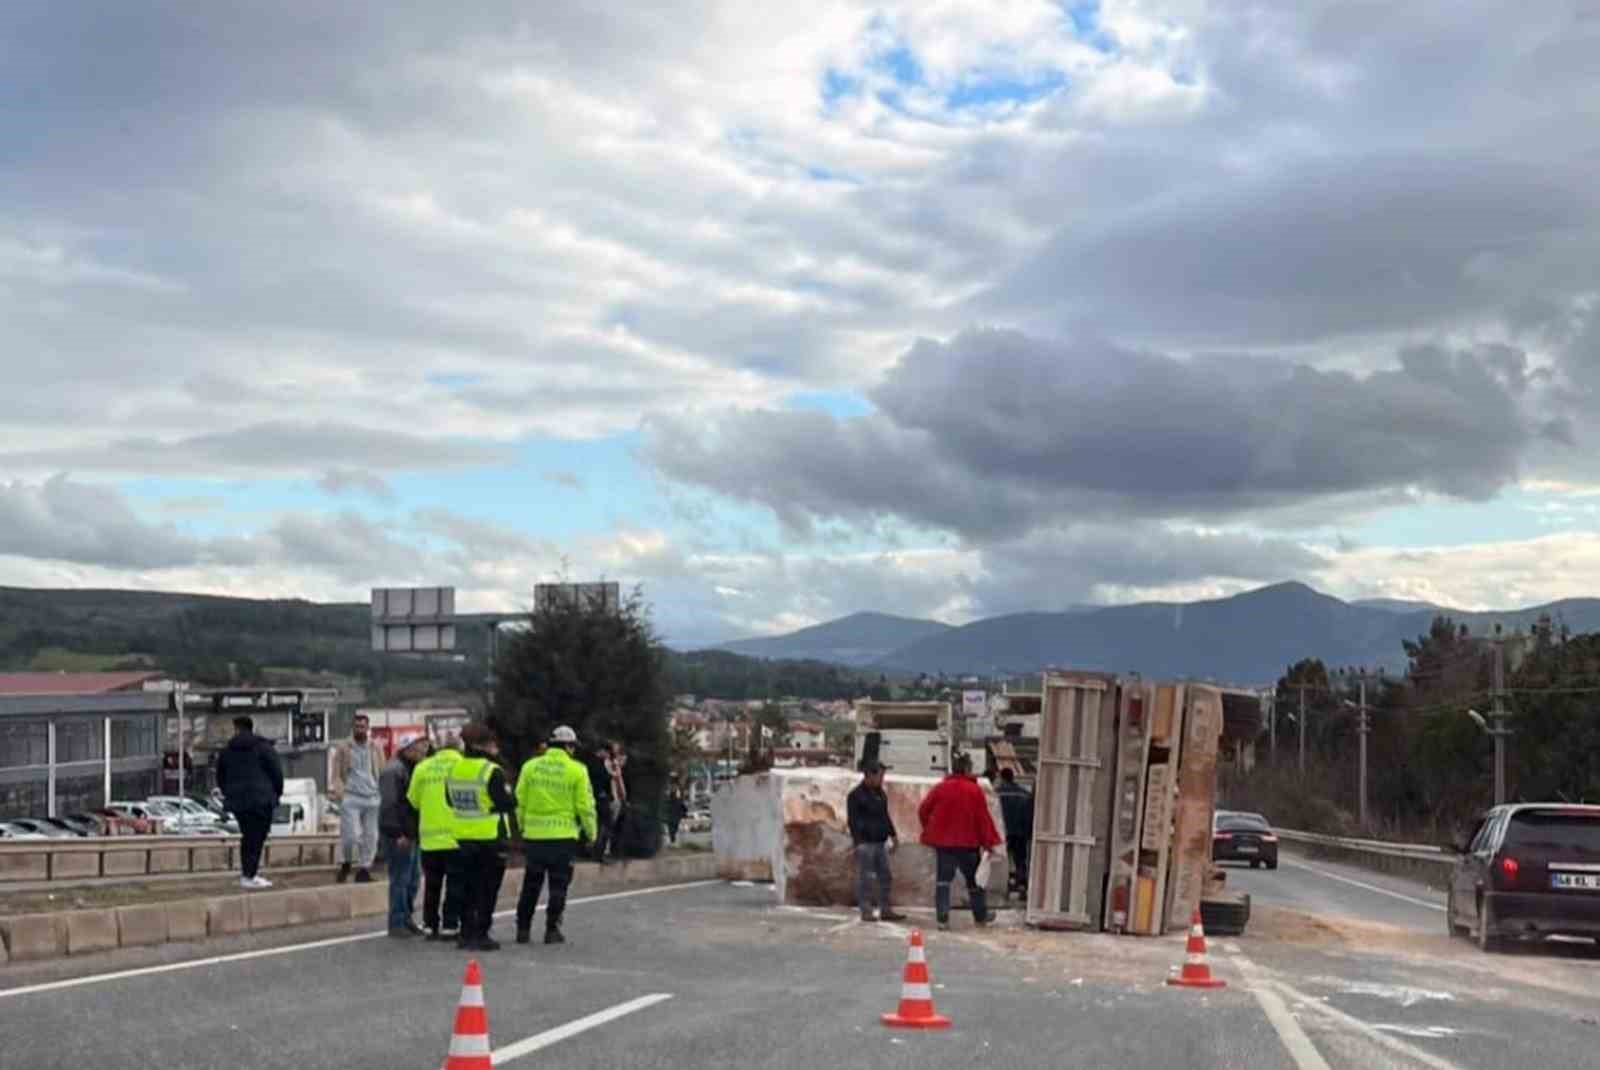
1357, 674, 1370, 831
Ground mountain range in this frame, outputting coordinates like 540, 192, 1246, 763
704, 583, 1600, 683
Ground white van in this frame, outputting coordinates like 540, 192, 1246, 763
271, 778, 322, 836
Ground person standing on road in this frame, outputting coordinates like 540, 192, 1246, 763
995, 768, 1034, 896
606, 742, 629, 858
848, 761, 907, 923
586, 743, 615, 863
917, 753, 1002, 931
513, 725, 598, 946
408, 735, 463, 941
666, 781, 689, 846
330, 713, 385, 884
379, 733, 428, 939
446, 723, 516, 952
215, 715, 283, 890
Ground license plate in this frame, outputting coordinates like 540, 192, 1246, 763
1552, 873, 1600, 890
1236, 845, 1258, 854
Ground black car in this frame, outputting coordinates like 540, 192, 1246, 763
1212, 810, 1279, 869
1447, 803, 1600, 951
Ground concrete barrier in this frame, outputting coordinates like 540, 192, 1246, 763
2, 912, 67, 960
0, 833, 339, 886
116, 903, 170, 947
206, 896, 248, 936
166, 899, 209, 941
0, 850, 719, 964
65, 910, 120, 955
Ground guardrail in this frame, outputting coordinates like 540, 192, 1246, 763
1275, 827, 1454, 888
0, 834, 339, 885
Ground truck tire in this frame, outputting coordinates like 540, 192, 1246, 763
1200, 894, 1251, 937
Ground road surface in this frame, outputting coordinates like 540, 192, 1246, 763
2, 851, 1596, 1069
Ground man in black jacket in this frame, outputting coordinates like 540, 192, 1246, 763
215, 716, 284, 890
379, 734, 428, 937
847, 761, 906, 923
996, 768, 1034, 894
586, 744, 615, 863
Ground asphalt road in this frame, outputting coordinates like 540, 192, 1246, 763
3, 854, 1597, 1070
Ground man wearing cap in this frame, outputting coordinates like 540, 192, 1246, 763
408, 733, 463, 941
513, 725, 598, 946
847, 761, 907, 923
379, 733, 429, 938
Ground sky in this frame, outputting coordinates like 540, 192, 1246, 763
4, 1, 1600, 646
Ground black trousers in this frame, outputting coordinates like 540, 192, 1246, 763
450, 841, 506, 941
421, 848, 462, 932
236, 808, 272, 879
935, 847, 987, 922
1006, 835, 1031, 889
516, 839, 577, 933
590, 797, 614, 859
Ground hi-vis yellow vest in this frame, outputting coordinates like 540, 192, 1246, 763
445, 757, 501, 842
407, 747, 461, 851
514, 749, 598, 842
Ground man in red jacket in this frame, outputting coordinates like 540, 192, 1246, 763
917, 753, 1002, 930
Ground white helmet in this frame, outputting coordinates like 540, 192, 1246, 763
550, 725, 578, 744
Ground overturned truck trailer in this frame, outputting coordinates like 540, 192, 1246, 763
1025, 673, 1224, 936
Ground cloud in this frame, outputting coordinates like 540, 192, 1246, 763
317, 469, 397, 502
541, 471, 584, 491
645, 329, 1549, 538
0, 474, 207, 569
0, 424, 512, 479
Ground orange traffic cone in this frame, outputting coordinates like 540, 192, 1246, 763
881, 929, 952, 1029
443, 959, 492, 1069
1166, 910, 1226, 989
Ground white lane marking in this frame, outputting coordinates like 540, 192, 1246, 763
1280, 858, 1445, 912
491, 993, 673, 1065
0, 880, 722, 1002
1226, 950, 1332, 1070
1273, 979, 1468, 1070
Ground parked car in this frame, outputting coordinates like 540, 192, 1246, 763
0, 822, 50, 840
83, 807, 152, 835
1447, 803, 1600, 951
147, 795, 236, 832
1212, 810, 1279, 869
40, 816, 94, 837
4, 818, 80, 840
108, 800, 182, 834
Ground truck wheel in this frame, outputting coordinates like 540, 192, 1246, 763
1200, 894, 1251, 937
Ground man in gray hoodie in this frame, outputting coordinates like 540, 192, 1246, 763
330, 713, 385, 883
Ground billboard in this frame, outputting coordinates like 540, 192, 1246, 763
371, 587, 458, 652
534, 582, 621, 614
961, 690, 989, 719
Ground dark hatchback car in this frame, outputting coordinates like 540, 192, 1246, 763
1447, 803, 1600, 951
1212, 810, 1279, 869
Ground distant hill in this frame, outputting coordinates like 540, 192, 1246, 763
1352, 597, 1446, 613
711, 611, 952, 666
872, 582, 1600, 682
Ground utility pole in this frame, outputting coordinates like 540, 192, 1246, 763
1298, 684, 1306, 773
1357, 673, 1370, 831
1491, 631, 1510, 805
1267, 688, 1276, 761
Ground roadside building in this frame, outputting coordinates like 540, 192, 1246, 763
0, 672, 172, 819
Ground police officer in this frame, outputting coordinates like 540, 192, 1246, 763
513, 725, 598, 945
407, 734, 463, 941
445, 723, 516, 952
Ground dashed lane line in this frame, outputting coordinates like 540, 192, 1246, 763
491, 993, 674, 1065
1226, 949, 1333, 1070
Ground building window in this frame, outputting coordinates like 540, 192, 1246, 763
0, 721, 48, 768
56, 720, 104, 763
111, 716, 159, 758
0, 779, 47, 820
55, 773, 105, 815
111, 770, 158, 802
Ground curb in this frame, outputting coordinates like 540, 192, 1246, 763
0, 852, 718, 963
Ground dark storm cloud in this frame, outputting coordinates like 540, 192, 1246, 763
646, 329, 1545, 537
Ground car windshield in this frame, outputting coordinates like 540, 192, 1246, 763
1217, 815, 1271, 832
1504, 811, 1600, 859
